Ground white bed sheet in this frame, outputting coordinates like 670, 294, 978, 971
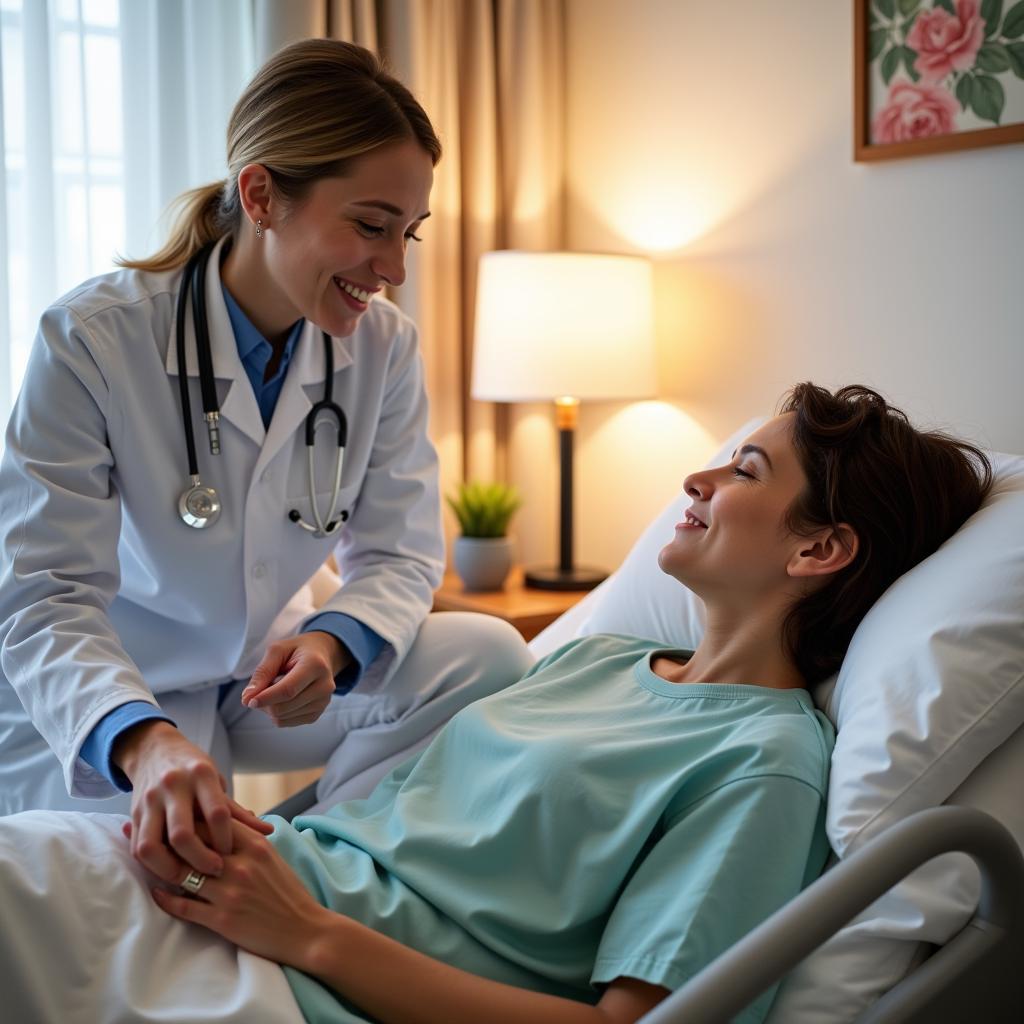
0, 810, 304, 1024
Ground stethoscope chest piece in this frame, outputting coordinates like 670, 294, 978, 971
179, 477, 221, 529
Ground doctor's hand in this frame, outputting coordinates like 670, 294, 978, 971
113, 720, 273, 884
241, 631, 350, 727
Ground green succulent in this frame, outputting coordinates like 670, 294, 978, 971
445, 481, 522, 538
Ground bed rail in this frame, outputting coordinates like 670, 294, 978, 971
637, 806, 1024, 1024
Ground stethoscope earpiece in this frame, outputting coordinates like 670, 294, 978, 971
287, 507, 349, 535
173, 242, 348, 538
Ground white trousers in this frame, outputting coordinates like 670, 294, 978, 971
0, 612, 535, 816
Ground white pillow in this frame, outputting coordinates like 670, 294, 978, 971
822, 449, 1024, 851
530, 419, 1024, 1023
768, 447, 1024, 1021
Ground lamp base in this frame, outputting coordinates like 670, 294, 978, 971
523, 566, 607, 592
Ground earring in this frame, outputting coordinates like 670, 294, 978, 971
255, 218, 263, 239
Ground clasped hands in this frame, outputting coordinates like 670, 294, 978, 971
121, 814, 330, 968
115, 631, 349, 889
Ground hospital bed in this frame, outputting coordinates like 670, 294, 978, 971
4, 420, 1019, 1024
271, 417, 1024, 1023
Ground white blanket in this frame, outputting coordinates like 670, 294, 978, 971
0, 811, 304, 1024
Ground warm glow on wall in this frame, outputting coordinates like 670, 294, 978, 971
579, 400, 718, 484
564, 3, 827, 259
599, 181, 718, 254
574, 399, 719, 571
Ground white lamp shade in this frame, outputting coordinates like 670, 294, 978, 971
471, 251, 656, 402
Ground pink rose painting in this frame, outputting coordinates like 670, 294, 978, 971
906, 0, 985, 81
863, 0, 1024, 152
872, 79, 961, 140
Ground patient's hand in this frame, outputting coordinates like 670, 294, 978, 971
114, 721, 272, 883
150, 817, 329, 968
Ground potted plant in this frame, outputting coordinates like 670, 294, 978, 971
446, 481, 522, 591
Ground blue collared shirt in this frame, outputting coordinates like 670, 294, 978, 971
222, 283, 303, 429
79, 278, 385, 790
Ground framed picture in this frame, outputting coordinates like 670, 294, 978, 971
854, 0, 1024, 160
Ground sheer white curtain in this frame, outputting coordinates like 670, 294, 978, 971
0, 0, 255, 421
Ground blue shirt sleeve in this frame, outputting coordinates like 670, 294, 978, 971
79, 701, 177, 791
302, 612, 386, 695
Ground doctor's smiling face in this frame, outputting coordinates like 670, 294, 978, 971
227, 138, 434, 342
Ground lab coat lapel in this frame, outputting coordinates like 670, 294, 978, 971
255, 321, 353, 477
164, 236, 266, 449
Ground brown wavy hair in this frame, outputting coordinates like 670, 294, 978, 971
779, 383, 993, 685
118, 39, 441, 272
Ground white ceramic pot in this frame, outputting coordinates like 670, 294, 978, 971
453, 536, 514, 591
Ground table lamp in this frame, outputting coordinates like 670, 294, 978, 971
471, 251, 656, 591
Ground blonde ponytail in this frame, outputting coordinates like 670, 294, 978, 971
116, 39, 441, 274
117, 181, 230, 273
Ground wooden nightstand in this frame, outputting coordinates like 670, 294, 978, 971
432, 567, 591, 642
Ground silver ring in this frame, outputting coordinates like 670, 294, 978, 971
180, 869, 207, 895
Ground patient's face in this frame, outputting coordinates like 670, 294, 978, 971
658, 413, 812, 602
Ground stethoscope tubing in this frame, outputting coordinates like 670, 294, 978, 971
303, 335, 348, 535
174, 241, 348, 536
306, 433, 345, 536
175, 246, 209, 479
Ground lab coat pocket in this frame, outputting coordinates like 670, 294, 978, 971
286, 484, 358, 538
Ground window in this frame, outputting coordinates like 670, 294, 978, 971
1, 0, 125, 412
0, 0, 253, 420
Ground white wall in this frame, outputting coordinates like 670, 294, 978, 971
524, 0, 1024, 574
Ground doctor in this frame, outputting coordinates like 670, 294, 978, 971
0, 39, 531, 885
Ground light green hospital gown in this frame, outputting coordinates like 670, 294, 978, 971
265, 634, 836, 1023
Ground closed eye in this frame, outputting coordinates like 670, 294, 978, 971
356, 220, 423, 243
732, 467, 755, 479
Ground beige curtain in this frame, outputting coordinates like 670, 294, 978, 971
236, 0, 566, 813
374, 0, 566, 504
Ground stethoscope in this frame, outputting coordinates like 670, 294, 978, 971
174, 242, 349, 537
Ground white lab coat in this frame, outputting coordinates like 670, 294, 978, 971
0, 236, 444, 806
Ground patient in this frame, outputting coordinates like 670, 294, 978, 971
0, 384, 992, 1024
